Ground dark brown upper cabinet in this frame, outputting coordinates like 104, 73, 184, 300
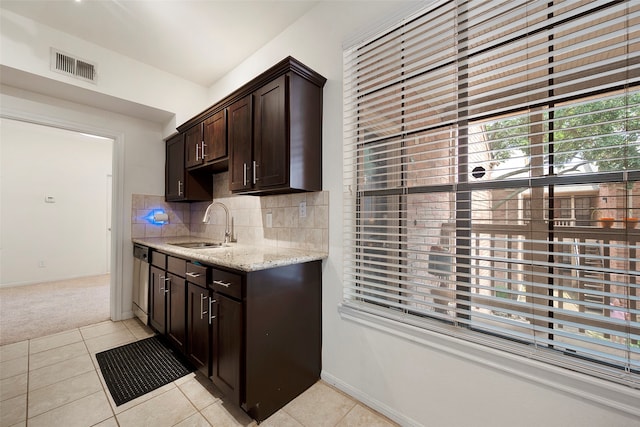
165, 134, 212, 202
251, 75, 289, 191
184, 124, 203, 169
228, 95, 253, 192
203, 110, 228, 163
184, 110, 228, 171
166, 134, 185, 200
232, 68, 325, 195
177, 57, 326, 196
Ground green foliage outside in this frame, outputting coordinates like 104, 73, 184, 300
484, 92, 640, 172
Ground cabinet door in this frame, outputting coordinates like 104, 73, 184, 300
165, 135, 185, 201
228, 95, 253, 192
185, 124, 204, 168
187, 283, 211, 372
254, 74, 288, 189
167, 273, 187, 353
211, 293, 242, 404
149, 265, 167, 333
203, 110, 227, 163
166, 133, 213, 202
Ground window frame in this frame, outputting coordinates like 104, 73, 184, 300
342, 0, 640, 396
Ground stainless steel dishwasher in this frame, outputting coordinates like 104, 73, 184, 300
132, 244, 150, 324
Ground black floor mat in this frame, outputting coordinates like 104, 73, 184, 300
96, 336, 194, 406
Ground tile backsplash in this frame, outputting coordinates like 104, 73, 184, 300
131, 195, 190, 239
131, 172, 328, 252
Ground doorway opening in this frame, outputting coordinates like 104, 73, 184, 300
0, 118, 114, 344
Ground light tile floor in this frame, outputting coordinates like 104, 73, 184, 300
0, 319, 398, 427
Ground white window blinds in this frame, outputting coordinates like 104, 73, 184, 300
343, 0, 640, 387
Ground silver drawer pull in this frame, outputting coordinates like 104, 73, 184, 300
186, 272, 202, 278
213, 280, 231, 288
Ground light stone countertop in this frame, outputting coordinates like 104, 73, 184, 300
132, 236, 327, 272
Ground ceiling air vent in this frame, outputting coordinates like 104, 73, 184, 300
50, 48, 97, 84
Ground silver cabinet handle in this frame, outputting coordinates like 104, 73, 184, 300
200, 294, 208, 319
195, 143, 200, 161
159, 276, 170, 293
243, 162, 247, 186
178, 180, 183, 196
201, 141, 207, 158
208, 298, 216, 324
213, 280, 231, 288
158, 276, 171, 294
252, 160, 258, 184
186, 272, 202, 278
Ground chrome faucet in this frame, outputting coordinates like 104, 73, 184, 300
202, 201, 232, 243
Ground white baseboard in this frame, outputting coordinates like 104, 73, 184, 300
320, 370, 422, 427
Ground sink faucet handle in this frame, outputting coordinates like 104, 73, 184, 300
203, 201, 233, 243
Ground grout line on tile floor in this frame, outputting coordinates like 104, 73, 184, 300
4, 319, 399, 427
92, 355, 118, 425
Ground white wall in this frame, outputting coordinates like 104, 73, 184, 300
0, 85, 166, 321
0, 8, 210, 133
205, 2, 640, 426
1, 1, 638, 425
0, 118, 112, 286
0, 5, 217, 322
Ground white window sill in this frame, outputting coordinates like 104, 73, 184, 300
338, 303, 640, 418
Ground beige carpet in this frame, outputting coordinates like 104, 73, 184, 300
0, 274, 111, 346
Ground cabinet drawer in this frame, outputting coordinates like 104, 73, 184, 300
186, 263, 208, 287
210, 268, 242, 299
167, 256, 186, 277
151, 251, 166, 269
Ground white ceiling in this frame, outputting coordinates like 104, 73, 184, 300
0, 0, 320, 88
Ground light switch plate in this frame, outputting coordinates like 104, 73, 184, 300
299, 201, 307, 218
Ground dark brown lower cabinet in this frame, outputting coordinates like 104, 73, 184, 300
187, 282, 211, 373
211, 292, 242, 403
149, 265, 167, 333
211, 261, 322, 422
167, 273, 186, 352
147, 249, 321, 423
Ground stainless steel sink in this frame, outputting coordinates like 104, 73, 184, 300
169, 241, 227, 249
